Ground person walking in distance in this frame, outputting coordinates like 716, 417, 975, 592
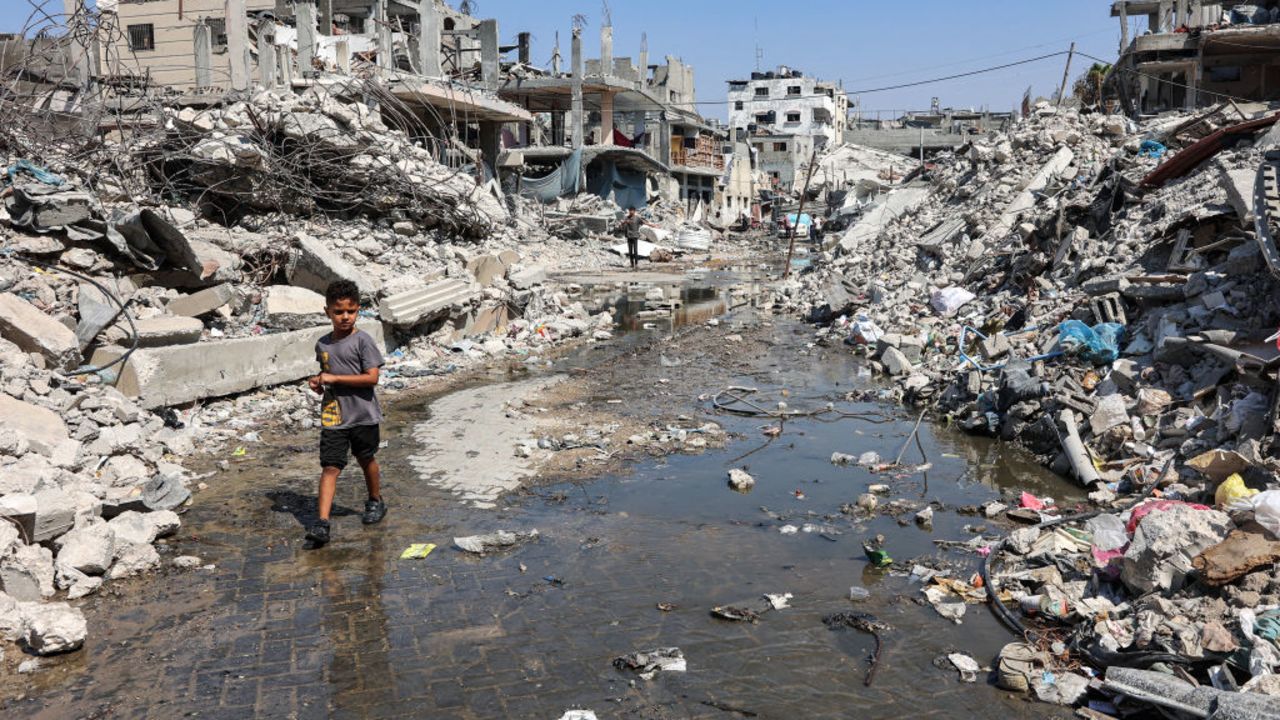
616, 207, 651, 270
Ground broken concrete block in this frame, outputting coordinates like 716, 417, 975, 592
0, 394, 71, 458
0, 292, 81, 370
0, 591, 25, 641
54, 521, 116, 576
108, 541, 160, 579
7, 186, 92, 229
263, 285, 327, 330
1122, 504, 1232, 594
287, 232, 381, 299
508, 265, 547, 290
107, 510, 166, 546
132, 316, 204, 348
1081, 276, 1131, 296
1220, 167, 1256, 225
0, 543, 55, 601
0, 521, 17, 559
165, 283, 235, 318
0, 494, 36, 544
32, 486, 75, 543
378, 279, 477, 328
467, 254, 507, 287
881, 346, 913, 376
21, 601, 86, 655
90, 323, 386, 409
980, 333, 1012, 361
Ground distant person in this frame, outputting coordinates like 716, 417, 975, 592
305, 280, 387, 546
812, 217, 824, 243
616, 207, 651, 270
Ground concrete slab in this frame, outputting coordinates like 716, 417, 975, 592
467, 254, 507, 287
132, 316, 204, 347
0, 394, 71, 457
836, 184, 932, 253
165, 283, 235, 318
508, 265, 548, 289
287, 233, 381, 299
379, 278, 477, 327
90, 323, 387, 409
0, 293, 81, 370
263, 285, 327, 330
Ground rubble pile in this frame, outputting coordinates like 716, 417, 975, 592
0, 85, 720, 661
785, 102, 1280, 711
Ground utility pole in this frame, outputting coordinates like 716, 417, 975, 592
783, 148, 818, 280
1057, 42, 1077, 109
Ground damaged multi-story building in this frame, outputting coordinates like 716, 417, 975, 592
1109, 0, 1280, 114
725, 65, 847, 193
85, 0, 737, 217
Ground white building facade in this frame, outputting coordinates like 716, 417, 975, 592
727, 66, 847, 151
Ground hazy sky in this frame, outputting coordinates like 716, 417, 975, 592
3, 0, 1125, 118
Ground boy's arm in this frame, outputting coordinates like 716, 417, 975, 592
318, 367, 379, 388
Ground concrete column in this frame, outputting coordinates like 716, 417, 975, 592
479, 121, 500, 177
373, 0, 393, 70
479, 19, 499, 87
638, 32, 648, 86
1157, 0, 1172, 32
1176, 0, 1188, 25
600, 90, 614, 144
571, 27, 584, 148
318, 0, 332, 35
417, 0, 441, 76
633, 111, 645, 148
334, 37, 351, 74
552, 31, 561, 74
257, 17, 277, 86
193, 19, 212, 89
277, 44, 293, 85
517, 31, 530, 64
551, 111, 564, 146
600, 24, 612, 77
62, 0, 91, 90
658, 112, 671, 166
295, 1, 317, 76
1120, 0, 1129, 53
224, 0, 251, 91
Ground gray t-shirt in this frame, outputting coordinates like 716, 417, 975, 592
315, 329, 384, 429
621, 215, 644, 240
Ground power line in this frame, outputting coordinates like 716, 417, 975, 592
694, 50, 1076, 106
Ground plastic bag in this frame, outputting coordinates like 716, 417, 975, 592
1086, 513, 1128, 551
1138, 140, 1167, 159
1215, 473, 1258, 508
848, 313, 883, 345
930, 287, 976, 316
1058, 320, 1126, 365
1233, 490, 1280, 538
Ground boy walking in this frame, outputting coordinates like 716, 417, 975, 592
305, 280, 387, 545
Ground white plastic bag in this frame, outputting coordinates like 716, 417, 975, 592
1232, 489, 1280, 538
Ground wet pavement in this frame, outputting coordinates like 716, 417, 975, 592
1, 313, 1080, 719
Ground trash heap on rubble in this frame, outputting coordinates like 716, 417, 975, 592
0, 85, 713, 663
784, 101, 1280, 713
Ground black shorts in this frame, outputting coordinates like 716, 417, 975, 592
319, 425, 380, 470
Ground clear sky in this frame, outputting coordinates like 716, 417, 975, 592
483, 0, 1122, 119
3, 0, 1124, 119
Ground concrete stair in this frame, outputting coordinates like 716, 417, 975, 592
379, 278, 478, 327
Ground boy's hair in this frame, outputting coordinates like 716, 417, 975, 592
324, 280, 361, 307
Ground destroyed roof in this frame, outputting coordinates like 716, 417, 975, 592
512, 145, 670, 174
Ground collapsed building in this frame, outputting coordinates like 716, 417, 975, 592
780, 99, 1280, 713
1110, 0, 1280, 114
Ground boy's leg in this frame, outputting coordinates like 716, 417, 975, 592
357, 456, 381, 501
353, 425, 387, 525
317, 467, 341, 520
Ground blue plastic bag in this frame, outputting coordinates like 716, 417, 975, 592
1058, 320, 1125, 365
1138, 140, 1167, 159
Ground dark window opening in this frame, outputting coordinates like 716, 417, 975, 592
772, 142, 787, 151
786, 112, 800, 122
788, 85, 801, 95
754, 86, 769, 97
127, 23, 154, 51
734, 101, 744, 110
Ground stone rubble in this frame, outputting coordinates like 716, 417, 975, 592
782, 101, 1280, 713
0, 87, 737, 665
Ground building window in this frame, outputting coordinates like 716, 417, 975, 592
773, 142, 787, 151
127, 23, 155, 51
206, 18, 228, 52
734, 101, 743, 111
786, 112, 800, 123
754, 87, 769, 97
728, 81, 747, 91
1208, 66, 1242, 82
788, 85, 801, 96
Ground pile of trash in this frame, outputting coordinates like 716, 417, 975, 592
783, 100, 1280, 712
